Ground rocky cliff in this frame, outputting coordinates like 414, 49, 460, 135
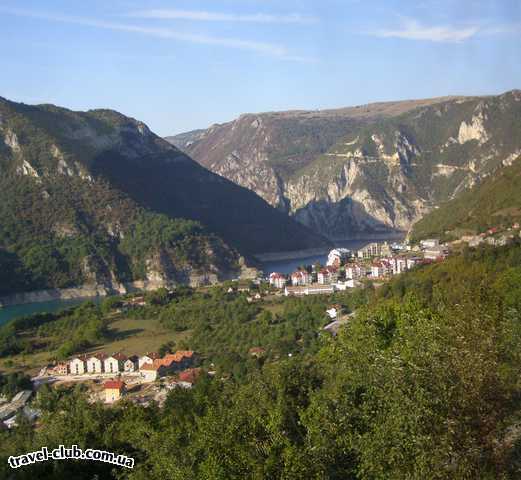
0, 97, 328, 296
169, 91, 521, 239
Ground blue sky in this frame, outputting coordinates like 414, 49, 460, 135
1, 0, 520, 135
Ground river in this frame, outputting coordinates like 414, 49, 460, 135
260, 236, 404, 274
0, 297, 101, 327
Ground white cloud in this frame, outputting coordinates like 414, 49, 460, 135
0, 7, 314, 62
128, 9, 318, 25
369, 18, 479, 42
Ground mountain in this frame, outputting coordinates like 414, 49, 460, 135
0, 97, 328, 297
168, 91, 521, 239
410, 155, 521, 242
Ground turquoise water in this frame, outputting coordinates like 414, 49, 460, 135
0, 297, 101, 326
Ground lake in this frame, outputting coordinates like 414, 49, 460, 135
0, 297, 101, 327
261, 237, 404, 274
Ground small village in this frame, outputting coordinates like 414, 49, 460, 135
269, 223, 521, 296
268, 239, 447, 295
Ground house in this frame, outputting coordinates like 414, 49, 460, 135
124, 355, 139, 373
420, 239, 440, 249
371, 262, 386, 278
138, 352, 160, 369
86, 353, 107, 374
69, 356, 87, 375
269, 272, 287, 289
406, 257, 420, 269
326, 304, 342, 319
291, 270, 311, 286
345, 263, 365, 279
326, 248, 351, 267
140, 363, 159, 382
104, 353, 127, 374
346, 279, 362, 289
104, 380, 125, 403
423, 246, 447, 260
357, 242, 391, 259
249, 347, 266, 358
178, 368, 202, 384
54, 362, 69, 376
318, 266, 337, 285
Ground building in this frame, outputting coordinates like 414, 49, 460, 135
290, 270, 311, 286
140, 363, 159, 382
104, 380, 125, 403
124, 355, 139, 373
420, 239, 440, 249
371, 262, 387, 278
69, 356, 87, 375
249, 347, 266, 358
54, 362, 69, 376
326, 248, 351, 267
104, 353, 127, 374
357, 242, 391, 259
269, 272, 287, 289
138, 352, 160, 369
345, 263, 365, 279
318, 266, 338, 285
179, 368, 202, 384
284, 285, 336, 296
423, 245, 448, 260
86, 353, 107, 374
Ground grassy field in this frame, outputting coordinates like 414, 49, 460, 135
0, 314, 186, 376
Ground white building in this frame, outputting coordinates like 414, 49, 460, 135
138, 353, 160, 369
345, 263, 365, 279
326, 248, 351, 267
269, 272, 287, 289
371, 262, 386, 278
104, 353, 127, 374
124, 356, 139, 373
420, 239, 440, 249
291, 270, 311, 286
69, 356, 87, 375
86, 354, 106, 374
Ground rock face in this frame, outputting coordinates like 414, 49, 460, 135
169, 90, 521, 239
1, 97, 331, 296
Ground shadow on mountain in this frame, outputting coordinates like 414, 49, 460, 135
91, 150, 331, 255
292, 197, 403, 240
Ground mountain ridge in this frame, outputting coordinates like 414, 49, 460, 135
168, 90, 521, 240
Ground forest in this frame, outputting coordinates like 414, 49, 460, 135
1, 242, 521, 479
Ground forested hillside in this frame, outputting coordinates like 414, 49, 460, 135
2, 241, 521, 478
0, 97, 328, 296
411, 156, 521, 242
172, 90, 521, 239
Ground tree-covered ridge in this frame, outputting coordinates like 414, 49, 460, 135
410, 156, 521, 242
0, 96, 328, 260
2, 242, 521, 478
0, 172, 236, 296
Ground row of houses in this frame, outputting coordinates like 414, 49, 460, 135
56, 351, 196, 382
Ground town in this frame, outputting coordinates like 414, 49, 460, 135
269, 223, 521, 296
268, 239, 446, 295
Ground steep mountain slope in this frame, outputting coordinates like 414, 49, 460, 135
410, 155, 521, 242
167, 97, 461, 210
169, 91, 521, 239
0, 98, 327, 296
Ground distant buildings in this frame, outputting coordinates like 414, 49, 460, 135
291, 270, 311, 286
269, 272, 287, 289
327, 248, 351, 267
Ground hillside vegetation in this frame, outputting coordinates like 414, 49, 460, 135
0, 97, 328, 295
411, 156, 521, 241
2, 242, 521, 478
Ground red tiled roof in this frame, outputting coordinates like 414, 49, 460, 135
104, 380, 125, 390
110, 352, 128, 361
140, 363, 158, 371
179, 368, 202, 383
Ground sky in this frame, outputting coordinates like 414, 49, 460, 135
1, 0, 520, 136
